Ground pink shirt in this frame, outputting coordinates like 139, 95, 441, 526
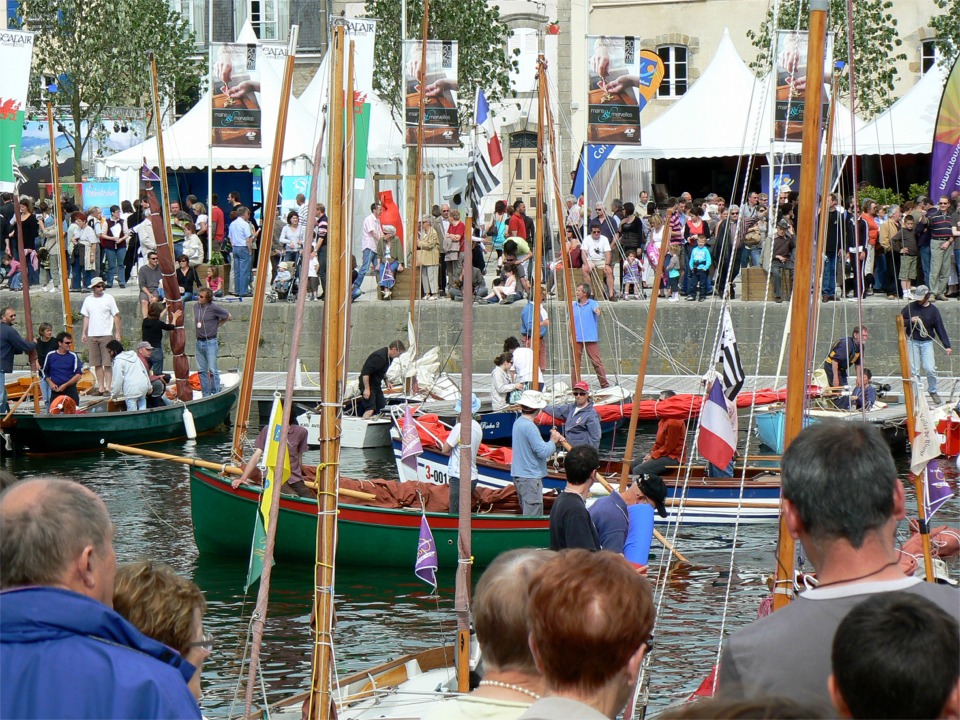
361, 213, 382, 253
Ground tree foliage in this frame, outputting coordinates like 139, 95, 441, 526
745, 0, 907, 119
929, 0, 960, 64
362, 0, 517, 130
19, 0, 205, 180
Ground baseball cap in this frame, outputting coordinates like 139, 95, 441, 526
915, 285, 931, 300
573, 381, 590, 394
454, 393, 482, 414
639, 475, 669, 518
136, 341, 154, 351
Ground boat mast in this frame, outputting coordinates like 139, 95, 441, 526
147, 52, 191, 401
231, 30, 300, 463
531, 55, 546, 389
9, 164, 40, 412
305, 25, 347, 720
45, 101, 72, 334
771, 0, 830, 612
407, 0, 430, 322
896, 315, 936, 582
239, 26, 301, 720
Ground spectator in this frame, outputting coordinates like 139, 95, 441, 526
572, 283, 610, 388
769, 219, 795, 303
0, 478, 201, 718
520, 300, 549, 372
415, 215, 441, 300
510, 391, 562, 516
376, 224, 403, 300
193, 287, 232, 396
543, 381, 601, 449
176, 255, 202, 301
354, 202, 383, 299
228, 206, 258, 297
138, 250, 163, 318
829, 593, 959, 720
504, 336, 533, 387
717, 421, 959, 713
519, 549, 655, 720
491, 352, 523, 411
549, 444, 600, 551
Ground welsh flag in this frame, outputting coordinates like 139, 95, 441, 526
246, 396, 290, 590
0, 30, 35, 191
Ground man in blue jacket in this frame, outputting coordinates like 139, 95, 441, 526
510, 390, 563, 517
0, 477, 201, 719
901, 284, 953, 404
0, 306, 36, 413
542, 381, 602, 449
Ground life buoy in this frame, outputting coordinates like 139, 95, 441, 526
49, 395, 77, 414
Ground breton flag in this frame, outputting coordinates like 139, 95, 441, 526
246, 396, 289, 590
910, 392, 941, 475
717, 307, 745, 400
468, 88, 502, 213
414, 514, 439, 588
699, 380, 737, 470
9, 148, 26, 193
400, 404, 423, 472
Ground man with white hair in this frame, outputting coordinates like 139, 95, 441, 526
565, 195, 581, 231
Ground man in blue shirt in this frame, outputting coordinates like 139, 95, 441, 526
571, 283, 610, 388
510, 390, 562, 516
228, 206, 258, 297
589, 476, 668, 553
41, 331, 83, 406
543, 381, 602, 449
823, 326, 867, 388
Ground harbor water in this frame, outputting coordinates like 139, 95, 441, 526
4, 425, 957, 717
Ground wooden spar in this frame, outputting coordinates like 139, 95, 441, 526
772, 0, 829, 612
9, 172, 40, 412
456, 212, 474, 693
531, 55, 546, 390
407, 0, 430, 321
108, 442, 243, 474
232, 30, 300, 463
341, 40, 357, 383
46, 101, 72, 334
617, 229, 672, 491
147, 52, 191, 402
305, 25, 346, 720
241, 26, 302, 720
896, 315, 936, 582
541, 77, 579, 385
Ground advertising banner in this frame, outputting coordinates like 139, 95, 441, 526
404, 40, 459, 147
81, 180, 121, 210
336, 17, 377, 187
280, 175, 310, 215
0, 29, 35, 190
930, 56, 960, 199
211, 43, 263, 148
773, 30, 834, 143
586, 36, 663, 144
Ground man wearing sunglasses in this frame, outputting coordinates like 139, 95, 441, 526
542, 381, 601, 450
41, 332, 83, 407
0, 307, 36, 413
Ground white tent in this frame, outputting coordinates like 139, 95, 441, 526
100, 58, 323, 201
837, 61, 948, 155
611, 28, 865, 161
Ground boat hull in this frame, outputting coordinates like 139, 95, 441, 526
436, 409, 624, 443
755, 407, 908, 454
299, 413, 393, 448
3, 374, 240, 454
189, 467, 550, 567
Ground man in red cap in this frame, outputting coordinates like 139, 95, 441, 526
542, 381, 602, 449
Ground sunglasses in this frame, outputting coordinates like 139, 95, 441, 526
573, 391, 587, 396
93, 284, 105, 288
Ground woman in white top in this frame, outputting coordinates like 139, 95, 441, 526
77, 213, 100, 288
192, 202, 209, 250
490, 352, 523, 411
279, 211, 304, 264
181, 222, 204, 267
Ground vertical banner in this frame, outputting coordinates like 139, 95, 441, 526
586, 36, 663, 144
211, 43, 263, 148
0, 29, 35, 190
404, 40, 459, 147
930, 56, 960, 199
773, 30, 834, 143
337, 18, 377, 187
280, 175, 310, 215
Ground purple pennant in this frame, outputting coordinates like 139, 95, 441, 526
400, 405, 423, 471
924, 459, 954, 520
414, 515, 438, 588
140, 163, 161, 182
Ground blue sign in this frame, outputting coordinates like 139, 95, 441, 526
280, 175, 310, 215
571, 144, 616, 197
81, 181, 120, 211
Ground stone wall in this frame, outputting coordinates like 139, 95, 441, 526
6, 294, 955, 381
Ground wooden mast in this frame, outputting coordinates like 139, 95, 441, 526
771, 0, 830, 611
9, 168, 40, 412
305, 24, 347, 720
46, 101, 72, 334
407, 0, 430, 321
231, 30, 300, 463
896, 315, 936, 582
238, 28, 301, 720
531, 55, 546, 389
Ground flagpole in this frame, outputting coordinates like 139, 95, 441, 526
407, 0, 430, 324
9, 147, 40, 413
45, 100, 72, 334
896, 314, 935, 582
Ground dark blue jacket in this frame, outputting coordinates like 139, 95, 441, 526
1, 322, 36, 373
542, 401, 602, 448
901, 301, 952, 348
0, 587, 201, 719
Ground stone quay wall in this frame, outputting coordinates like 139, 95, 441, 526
5, 294, 956, 381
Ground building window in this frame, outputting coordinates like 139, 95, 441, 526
169, 0, 205, 45
921, 39, 938, 74
234, 0, 288, 43
657, 45, 688, 98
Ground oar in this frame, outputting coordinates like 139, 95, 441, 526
594, 472, 690, 565
106, 443, 376, 501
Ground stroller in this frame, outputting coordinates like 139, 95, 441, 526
267, 256, 301, 303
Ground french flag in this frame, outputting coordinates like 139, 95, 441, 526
699, 380, 737, 469
476, 89, 502, 166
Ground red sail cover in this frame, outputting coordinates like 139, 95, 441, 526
930, 56, 960, 199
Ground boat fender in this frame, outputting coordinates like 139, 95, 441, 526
183, 407, 197, 439
49, 395, 78, 414
623, 503, 655, 567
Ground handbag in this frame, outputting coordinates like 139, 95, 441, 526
570, 247, 583, 268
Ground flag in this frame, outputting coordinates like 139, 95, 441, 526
699, 380, 737, 469
245, 396, 289, 590
400, 404, 423, 472
910, 392, 941, 475
571, 143, 616, 197
140, 163, 161, 183
9, 147, 26, 193
924, 459, 954, 520
414, 514, 438, 588
717, 307, 745, 400
467, 88, 502, 215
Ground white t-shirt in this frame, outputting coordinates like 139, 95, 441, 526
446, 419, 482, 481
81, 293, 120, 336
581, 234, 611, 264
308, 255, 319, 278
511, 347, 534, 384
